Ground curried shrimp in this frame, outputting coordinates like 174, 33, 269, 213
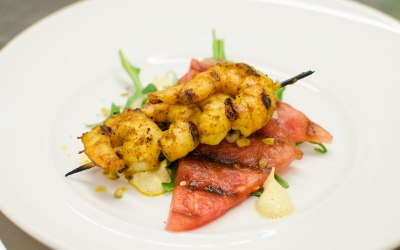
197, 93, 233, 145
81, 125, 125, 171
148, 63, 278, 105
146, 63, 278, 139
232, 84, 276, 137
158, 104, 201, 162
81, 109, 163, 174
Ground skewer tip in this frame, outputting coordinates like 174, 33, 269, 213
65, 162, 95, 177
280, 70, 315, 87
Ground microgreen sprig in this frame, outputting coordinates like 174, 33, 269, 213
212, 30, 227, 61
296, 141, 328, 154
162, 161, 178, 192
274, 174, 289, 189
275, 86, 285, 101
86, 103, 120, 128
119, 50, 144, 110
309, 142, 327, 154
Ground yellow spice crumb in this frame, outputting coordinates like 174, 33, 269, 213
236, 137, 251, 147
102, 170, 119, 180
262, 138, 275, 146
94, 186, 106, 192
114, 186, 127, 198
61, 145, 69, 151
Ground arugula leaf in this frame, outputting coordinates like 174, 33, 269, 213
251, 190, 263, 197
212, 30, 227, 61
162, 161, 178, 192
142, 83, 158, 94
251, 174, 289, 197
141, 97, 148, 106
310, 142, 328, 154
86, 103, 120, 128
296, 141, 328, 154
140, 84, 158, 106
274, 174, 289, 189
119, 50, 143, 109
275, 86, 285, 101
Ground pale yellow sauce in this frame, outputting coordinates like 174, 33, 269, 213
255, 167, 294, 218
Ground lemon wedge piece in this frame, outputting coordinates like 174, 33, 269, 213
130, 160, 171, 196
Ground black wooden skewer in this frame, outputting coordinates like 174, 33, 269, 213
65, 162, 94, 177
280, 70, 314, 87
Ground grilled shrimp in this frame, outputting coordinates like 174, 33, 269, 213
158, 104, 201, 162
81, 125, 125, 171
148, 63, 277, 105
141, 103, 170, 123
147, 63, 278, 138
198, 93, 233, 145
232, 84, 276, 137
82, 109, 163, 173
148, 84, 182, 105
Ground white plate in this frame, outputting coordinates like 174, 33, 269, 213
1, 0, 399, 249
296, 0, 400, 28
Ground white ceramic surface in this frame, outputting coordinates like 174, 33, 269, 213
0, 0, 399, 249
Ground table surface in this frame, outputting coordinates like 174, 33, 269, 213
0, 0, 399, 249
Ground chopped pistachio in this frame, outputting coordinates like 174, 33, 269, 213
262, 138, 275, 146
94, 186, 106, 192
236, 137, 251, 147
114, 187, 125, 198
103, 170, 119, 180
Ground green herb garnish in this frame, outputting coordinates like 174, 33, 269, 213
162, 161, 178, 192
212, 30, 227, 61
251, 190, 263, 197
296, 141, 328, 154
86, 103, 120, 127
141, 83, 158, 94
274, 174, 289, 189
119, 50, 144, 109
251, 174, 289, 197
140, 83, 158, 106
275, 86, 285, 101
310, 142, 327, 154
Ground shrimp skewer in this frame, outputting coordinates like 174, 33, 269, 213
66, 69, 314, 177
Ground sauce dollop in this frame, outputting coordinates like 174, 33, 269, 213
255, 167, 294, 218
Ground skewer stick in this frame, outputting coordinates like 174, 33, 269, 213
65, 162, 95, 177
280, 70, 314, 87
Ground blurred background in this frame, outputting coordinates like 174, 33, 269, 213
0, 0, 399, 249
0, 0, 399, 48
